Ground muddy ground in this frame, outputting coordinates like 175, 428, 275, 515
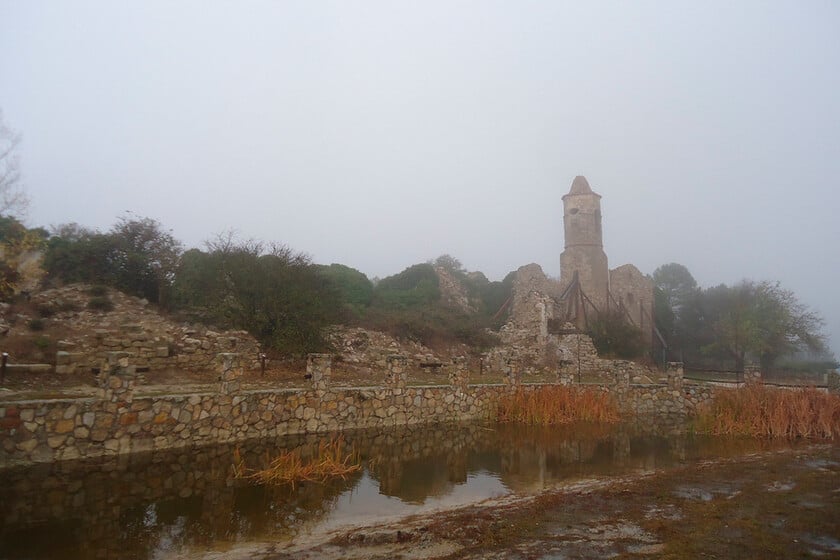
201, 444, 840, 560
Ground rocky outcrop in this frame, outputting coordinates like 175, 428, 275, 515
434, 266, 477, 313
325, 326, 446, 371
28, 284, 261, 373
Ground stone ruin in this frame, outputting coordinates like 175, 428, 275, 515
483, 176, 659, 383
26, 284, 262, 375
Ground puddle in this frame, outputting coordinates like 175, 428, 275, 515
0, 422, 811, 559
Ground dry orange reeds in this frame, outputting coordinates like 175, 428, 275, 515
694, 384, 840, 439
497, 386, 620, 425
234, 437, 362, 488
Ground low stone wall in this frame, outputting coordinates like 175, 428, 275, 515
0, 384, 507, 466
0, 358, 717, 467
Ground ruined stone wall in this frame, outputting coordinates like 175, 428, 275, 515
325, 325, 445, 371
609, 264, 655, 340
30, 285, 261, 373
56, 324, 260, 374
434, 266, 477, 313
507, 264, 562, 332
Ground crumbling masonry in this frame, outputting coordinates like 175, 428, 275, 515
496, 176, 657, 379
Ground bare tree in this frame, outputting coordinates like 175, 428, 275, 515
0, 109, 28, 217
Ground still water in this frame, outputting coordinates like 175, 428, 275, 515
0, 422, 796, 559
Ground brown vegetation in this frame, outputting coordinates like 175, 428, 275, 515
497, 386, 620, 425
694, 384, 840, 439
234, 437, 362, 488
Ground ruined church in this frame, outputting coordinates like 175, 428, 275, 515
500, 176, 656, 364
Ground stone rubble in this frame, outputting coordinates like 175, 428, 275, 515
25, 284, 261, 373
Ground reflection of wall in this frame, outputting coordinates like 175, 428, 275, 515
0, 436, 362, 559
10, 420, 787, 558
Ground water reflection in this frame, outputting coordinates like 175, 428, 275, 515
0, 422, 794, 559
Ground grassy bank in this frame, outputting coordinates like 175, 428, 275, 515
497, 386, 620, 425
694, 384, 840, 439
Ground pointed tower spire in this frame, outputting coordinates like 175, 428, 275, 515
569, 175, 592, 194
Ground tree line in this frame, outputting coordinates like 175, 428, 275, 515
653, 263, 832, 372
1, 215, 510, 355
0, 213, 832, 369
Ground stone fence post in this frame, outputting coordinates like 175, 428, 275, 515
557, 369, 574, 386
502, 355, 520, 390
306, 353, 332, 390
825, 369, 839, 394
448, 356, 469, 392
743, 365, 762, 385
385, 355, 408, 389
613, 361, 630, 396
667, 362, 684, 391
99, 351, 137, 403
218, 353, 243, 395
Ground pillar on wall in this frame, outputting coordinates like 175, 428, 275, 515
218, 353, 243, 395
502, 355, 520, 390
667, 362, 684, 392
826, 369, 840, 394
99, 351, 137, 403
306, 353, 332, 391
613, 360, 630, 395
743, 365, 762, 385
557, 368, 574, 386
385, 355, 408, 389
55, 350, 79, 375
448, 356, 469, 392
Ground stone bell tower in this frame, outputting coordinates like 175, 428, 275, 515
560, 176, 609, 309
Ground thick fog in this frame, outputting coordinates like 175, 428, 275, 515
1, 1, 838, 353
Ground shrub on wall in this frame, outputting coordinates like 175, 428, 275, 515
587, 310, 646, 359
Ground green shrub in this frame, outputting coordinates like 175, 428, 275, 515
37, 305, 55, 318
87, 296, 114, 312
87, 285, 109, 297
33, 336, 51, 350
372, 264, 440, 309
587, 310, 647, 359
27, 318, 45, 331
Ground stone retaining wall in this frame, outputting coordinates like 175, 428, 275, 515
0, 357, 719, 467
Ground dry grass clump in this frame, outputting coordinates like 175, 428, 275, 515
695, 385, 840, 439
497, 386, 620, 425
233, 437, 362, 488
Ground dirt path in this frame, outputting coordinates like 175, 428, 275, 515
197, 443, 839, 560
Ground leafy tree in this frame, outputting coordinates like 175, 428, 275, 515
473, 270, 516, 328
42, 224, 114, 286
372, 263, 440, 308
652, 263, 701, 362
750, 281, 826, 371
652, 262, 698, 312
588, 309, 647, 359
431, 254, 466, 276
108, 215, 183, 305
683, 280, 827, 372
43, 216, 182, 304
315, 263, 373, 319
171, 237, 340, 354
363, 261, 502, 351
0, 110, 27, 217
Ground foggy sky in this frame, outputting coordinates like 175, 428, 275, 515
1, 1, 839, 354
